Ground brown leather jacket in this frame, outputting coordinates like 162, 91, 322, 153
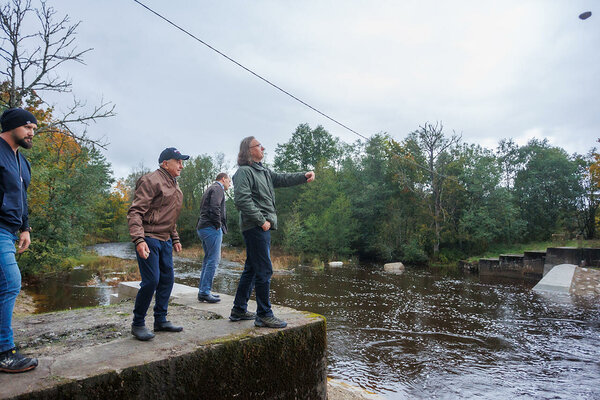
127, 167, 183, 246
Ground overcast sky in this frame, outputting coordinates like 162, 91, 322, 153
50, 1, 599, 179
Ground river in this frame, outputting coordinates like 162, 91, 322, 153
22, 242, 600, 399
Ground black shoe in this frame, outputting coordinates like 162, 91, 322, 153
229, 310, 256, 321
154, 321, 183, 332
131, 325, 155, 341
254, 315, 288, 329
212, 293, 220, 298
198, 293, 221, 303
0, 348, 38, 373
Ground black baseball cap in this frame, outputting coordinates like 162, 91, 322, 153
158, 147, 190, 163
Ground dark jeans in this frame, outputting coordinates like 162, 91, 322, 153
232, 227, 273, 318
133, 237, 174, 326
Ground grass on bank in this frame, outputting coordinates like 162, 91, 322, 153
178, 244, 305, 270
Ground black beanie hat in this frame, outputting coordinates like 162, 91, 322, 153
0, 108, 38, 133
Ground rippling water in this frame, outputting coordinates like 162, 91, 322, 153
26, 243, 600, 399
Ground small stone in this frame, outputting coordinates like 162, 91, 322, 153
384, 262, 405, 274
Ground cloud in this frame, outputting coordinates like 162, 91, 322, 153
42, 0, 600, 179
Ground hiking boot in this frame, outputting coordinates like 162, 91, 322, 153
198, 293, 221, 303
229, 310, 256, 321
0, 348, 38, 373
131, 325, 155, 341
154, 321, 183, 332
254, 315, 288, 329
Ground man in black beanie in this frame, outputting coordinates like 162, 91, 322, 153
0, 107, 38, 373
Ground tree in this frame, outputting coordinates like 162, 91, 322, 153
577, 147, 600, 239
288, 165, 357, 259
0, 0, 118, 272
274, 123, 341, 172
449, 143, 524, 254
124, 163, 152, 201
389, 122, 461, 258
22, 126, 114, 272
92, 179, 130, 242
513, 139, 583, 240
176, 154, 226, 243
0, 0, 114, 146
496, 138, 520, 191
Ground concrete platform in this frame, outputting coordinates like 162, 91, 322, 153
533, 264, 576, 293
3, 288, 327, 399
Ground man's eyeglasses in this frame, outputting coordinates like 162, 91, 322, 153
250, 143, 263, 149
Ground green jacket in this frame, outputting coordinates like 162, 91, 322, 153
233, 162, 307, 232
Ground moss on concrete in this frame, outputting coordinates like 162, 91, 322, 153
8, 320, 327, 400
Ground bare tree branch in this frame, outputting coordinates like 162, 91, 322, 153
0, 0, 114, 146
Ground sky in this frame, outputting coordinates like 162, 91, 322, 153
36, 1, 600, 179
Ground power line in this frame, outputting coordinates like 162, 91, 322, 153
132, 0, 368, 141
132, 1, 465, 186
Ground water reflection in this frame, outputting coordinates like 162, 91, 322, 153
25, 267, 116, 313
24, 243, 600, 399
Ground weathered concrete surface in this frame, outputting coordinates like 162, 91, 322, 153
480, 253, 544, 280
478, 258, 500, 276
495, 254, 526, 279
533, 264, 600, 297
522, 251, 546, 279
2, 291, 327, 400
533, 264, 577, 293
571, 267, 600, 296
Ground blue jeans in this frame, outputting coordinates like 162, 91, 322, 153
133, 237, 174, 327
197, 227, 223, 296
0, 228, 20, 353
232, 227, 273, 318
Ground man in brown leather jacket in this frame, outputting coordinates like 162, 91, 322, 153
127, 147, 189, 341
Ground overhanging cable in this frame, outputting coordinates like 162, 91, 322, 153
132, 0, 368, 141
132, 0, 465, 186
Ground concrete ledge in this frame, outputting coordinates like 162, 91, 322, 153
3, 289, 327, 399
116, 281, 198, 300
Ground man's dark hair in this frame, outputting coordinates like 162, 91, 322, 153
237, 136, 255, 166
215, 172, 228, 181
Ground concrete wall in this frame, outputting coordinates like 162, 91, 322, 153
8, 320, 327, 400
544, 248, 600, 271
478, 258, 500, 276
478, 247, 600, 281
523, 251, 546, 278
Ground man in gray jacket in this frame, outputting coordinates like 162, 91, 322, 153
229, 136, 314, 328
196, 172, 230, 303
127, 147, 189, 341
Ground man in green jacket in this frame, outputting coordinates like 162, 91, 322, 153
229, 136, 315, 328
